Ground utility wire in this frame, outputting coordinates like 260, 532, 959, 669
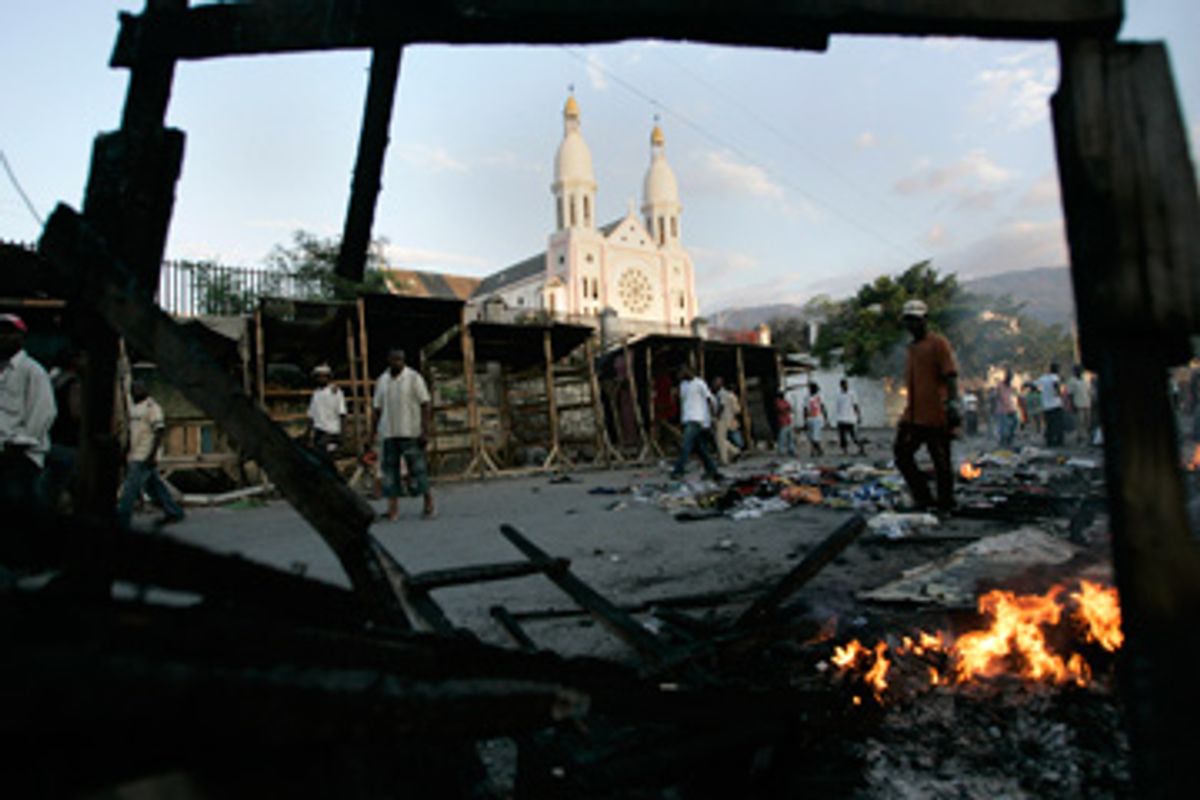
0, 149, 45, 228
561, 47, 926, 264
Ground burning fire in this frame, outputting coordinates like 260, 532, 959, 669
1187, 444, 1200, 471
959, 461, 982, 481
829, 580, 1122, 702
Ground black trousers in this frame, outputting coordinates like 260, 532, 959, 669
893, 422, 954, 510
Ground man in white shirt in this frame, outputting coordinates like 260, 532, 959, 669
1035, 363, 1065, 447
371, 348, 434, 520
0, 314, 55, 513
116, 380, 184, 527
669, 364, 722, 481
307, 364, 346, 461
834, 378, 865, 456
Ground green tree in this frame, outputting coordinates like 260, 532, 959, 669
185, 259, 281, 315
265, 230, 390, 301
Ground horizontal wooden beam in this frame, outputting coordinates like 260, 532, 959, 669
406, 558, 569, 593
110, 0, 1123, 66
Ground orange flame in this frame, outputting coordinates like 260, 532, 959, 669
829, 581, 1123, 700
1071, 580, 1124, 652
959, 462, 982, 481
1188, 444, 1200, 471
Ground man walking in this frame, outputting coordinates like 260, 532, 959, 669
1067, 365, 1092, 445
0, 314, 55, 514
893, 299, 960, 514
1036, 363, 1065, 447
670, 364, 722, 481
117, 380, 184, 527
307, 364, 346, 463
994, 369, 1019, 448
833, 377, 865, 456
711, 375, 743, 465
372, 348, 435, 520
774, 389, 796, 457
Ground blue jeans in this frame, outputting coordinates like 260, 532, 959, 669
117, 461, 184, 527
382, 437, 429, 498
777, 425, 796, 456
671, 422, 720, 479
997, 412, 1018, 446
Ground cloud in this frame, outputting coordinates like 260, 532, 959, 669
692, 149, 784, 199
893, 149, 1015, 198
938, 219, 1067, 279
855, 131, 877, 150
396, 143, 468, 173
382, 244, 487, 270
586, 53, 609, 90
927, 224, 947, 245
478, 150, 544, 174
1020, 172, 1061, 208
690, 245, 759, 285
973, 47, 1058, 130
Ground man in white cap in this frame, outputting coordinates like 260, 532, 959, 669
894, 299, 960, 514
307, 364, 346, 461
0, 313, 56, 513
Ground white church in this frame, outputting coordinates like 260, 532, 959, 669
472, 95, 700, 333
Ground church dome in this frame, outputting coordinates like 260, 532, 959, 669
643, 145, 679, 207
554, 96, 595, 186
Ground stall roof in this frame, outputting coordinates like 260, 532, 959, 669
430, 320, 595, 370
598, 333, 778, 377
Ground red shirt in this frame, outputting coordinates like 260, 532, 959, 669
775, 397, 793, 427
902, 332, 958, 427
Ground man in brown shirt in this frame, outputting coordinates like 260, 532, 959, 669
894, 299, 960, 513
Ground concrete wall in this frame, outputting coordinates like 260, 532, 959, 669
785, 369, 889, 428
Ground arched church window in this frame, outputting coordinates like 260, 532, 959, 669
556, 200, 564, 230
671, 217, 678, 238
583, 196, 591, 226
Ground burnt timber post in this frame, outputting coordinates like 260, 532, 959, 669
1052, 39, 1200, 799
74, 0, 187, 521
335, 46, 402, 285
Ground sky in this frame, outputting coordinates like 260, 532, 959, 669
1, 2, 1197, 314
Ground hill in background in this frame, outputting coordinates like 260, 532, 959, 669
709, 266, 1074, 330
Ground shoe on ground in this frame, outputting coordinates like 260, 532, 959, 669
155, 513, 184, 526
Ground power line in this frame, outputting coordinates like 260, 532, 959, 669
560, 47, 926, 265
0, 149, 45, 227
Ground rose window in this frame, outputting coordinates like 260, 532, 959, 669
617, 268, 653, 314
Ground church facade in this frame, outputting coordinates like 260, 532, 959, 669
472, 96, 699, 331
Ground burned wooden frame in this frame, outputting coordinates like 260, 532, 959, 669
19, 0, 1199, 796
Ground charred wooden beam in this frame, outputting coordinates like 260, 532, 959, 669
407, 558, 569, 593
335, 44, 401, 285
110, 0, 1129, 67
77, 0, 188, 521
491, 605, 540, 653
1053, 39, 1200, 799
371, 536, 462, 635
735, 513, 867, 627
500, 524, 674, 664
37, 206, 408, 627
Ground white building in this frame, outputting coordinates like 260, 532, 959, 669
473, 96, 700, 332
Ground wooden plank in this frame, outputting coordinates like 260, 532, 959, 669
499, 524, 673, 663
735, 513, 868, 627
39, 206, 408, 627
371, 536, 460, 635
490, 605, 540, 653
344, 316, 363, 450
420, 322, 461, 364
335, 45, 402, 284
1053, 40, 1200, 799
406, 558, 570, 593
110, 0, 1127, 67
1052, 40, 1200, 366
77, 0, 187, 519
356, 296, 374, 435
